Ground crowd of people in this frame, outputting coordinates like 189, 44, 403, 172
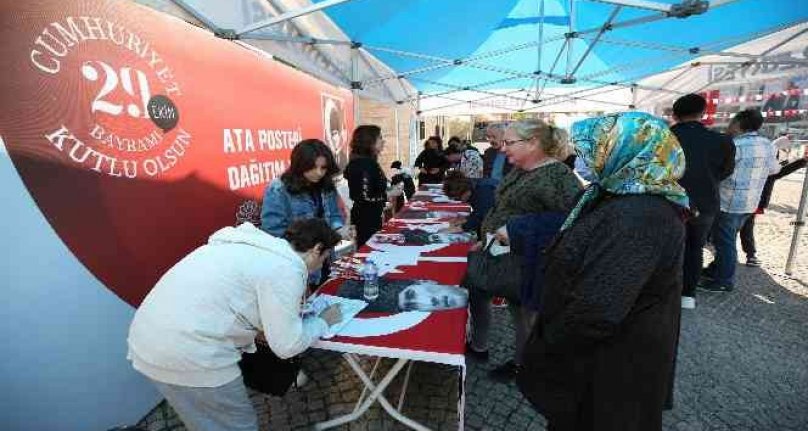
124, 92, 805, 431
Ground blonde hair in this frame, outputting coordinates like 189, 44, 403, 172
508, 119, 570, 160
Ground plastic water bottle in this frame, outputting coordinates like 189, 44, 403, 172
362, 259, 379, 301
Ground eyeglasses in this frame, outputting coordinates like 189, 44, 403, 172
502, 139, 531, 147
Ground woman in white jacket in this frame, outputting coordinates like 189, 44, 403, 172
128, 218, 342, 431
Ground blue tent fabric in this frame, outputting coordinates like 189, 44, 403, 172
496, 16, 571, 30
317, 0, 808, 94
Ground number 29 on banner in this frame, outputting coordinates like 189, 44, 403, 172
81, 60, 152, 119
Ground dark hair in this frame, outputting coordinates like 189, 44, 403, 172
442, 171, 473, 200
281, 139, 338, 194
732, 109, 764, 132
391, 160, 402, 169
424, 136, 443, 151
285, 218, 341, 256
350, 125, 382, 158
673, 94, 707, 119
447, 136, 461, 146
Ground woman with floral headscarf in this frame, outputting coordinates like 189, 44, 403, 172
517, 112, 689, 431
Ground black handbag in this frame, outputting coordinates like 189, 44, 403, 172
238, 340, 301, 396
462, 238, 522, 301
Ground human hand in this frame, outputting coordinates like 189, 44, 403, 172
442, 225, 463, 234
338, 225, 356, 241
319, 304, 342, 326
447, 216, 466, 227
495, 225, 509, 245
470, 241, 484, 252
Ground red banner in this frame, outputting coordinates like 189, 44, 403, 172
0, 0, 354, 306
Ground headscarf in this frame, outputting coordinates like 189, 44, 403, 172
561, 112, 689, 231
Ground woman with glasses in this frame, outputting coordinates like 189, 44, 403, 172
466, 119, 581, 382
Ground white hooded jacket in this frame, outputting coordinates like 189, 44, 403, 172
127, 223, 328, 387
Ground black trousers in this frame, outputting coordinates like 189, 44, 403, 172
740, 214, 756, 257
682, 212, 715, 298
351, 202, 384, 247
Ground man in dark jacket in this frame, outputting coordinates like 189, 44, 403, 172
670, 94, 735, 309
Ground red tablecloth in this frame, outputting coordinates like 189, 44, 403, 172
313, 200, 472, 365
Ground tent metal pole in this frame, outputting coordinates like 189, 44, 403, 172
568, 6, 622, 78
576, 12, 668, 37
352, 45, 361, 125
566, 0, 576, 77
589, 0, 671, 13
785, 167, 808, 275
418, 89, 527, 115
237, 0, 357, 36
358, 49, 398, 103
170, 0, 220, 31
395, 106, 401, 161
243, 32, 351, 45
586, 35, 808, 63
522, 0, 546, 109
537, 39, 570, 100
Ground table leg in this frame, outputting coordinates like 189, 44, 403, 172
314, 354, 430, 431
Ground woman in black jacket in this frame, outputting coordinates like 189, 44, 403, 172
413, 136, 448, 185
517, 112, 689, 431
343, 125, 387, 247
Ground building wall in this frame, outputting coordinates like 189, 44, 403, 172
358, 98, 416, 175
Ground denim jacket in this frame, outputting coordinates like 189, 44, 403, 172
260, 179, 345, 237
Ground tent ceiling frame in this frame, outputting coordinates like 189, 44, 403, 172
170, 0, 219, 31
419, 89, 528, 115
584, 35, 808, 64
590, 0, 670, 12
694, 27, 808, 92
529, 0, 547, 108
565, 0, 577, 78
244, 32, 351, 46
412, 77, 541, 105
358, 0, 745, 100
577, 20, 808, 82
403, 77, 523, 103
568, 5, 622, 80
236, 0, 357, 36
536, 39, 570, 102
358, 49, 399, 102
260, 0, 354, 84
421, 83, 634, 116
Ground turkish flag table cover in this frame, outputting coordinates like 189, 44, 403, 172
314, 200, 472, 364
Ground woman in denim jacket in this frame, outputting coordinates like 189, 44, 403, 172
261, 139, 351, 282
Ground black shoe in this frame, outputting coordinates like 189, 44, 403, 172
488, 360, 521, 383
746, 256, 761, 267
465, 342, 489, 362
697, 282, 733, 292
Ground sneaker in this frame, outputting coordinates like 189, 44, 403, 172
697, 282, 733, 293
465, 342, 490, 362
681, 296, 696, 309
488, 360, 521, 383
746, 256, 761, 267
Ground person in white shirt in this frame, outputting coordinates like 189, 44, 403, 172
128, 219, 342, 431
699, 110, 780, 292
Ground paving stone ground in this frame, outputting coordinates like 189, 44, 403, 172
138, 170, 808, 431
